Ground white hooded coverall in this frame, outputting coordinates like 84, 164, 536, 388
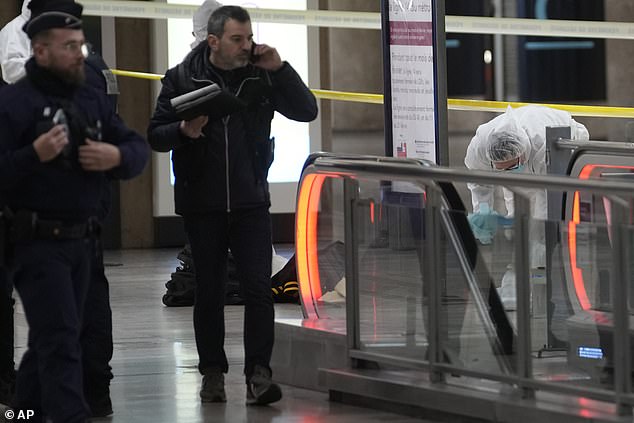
0, 0, 31, 84
464, 106, 589, 307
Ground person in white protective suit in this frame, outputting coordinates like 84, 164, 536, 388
464, 105, 589, 309
191, 0, 223, 48
0, 0, 31, 84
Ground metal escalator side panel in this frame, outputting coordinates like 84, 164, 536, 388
563, 152, 634, 371
294, 153, 441, 321
565, 153, 634, 314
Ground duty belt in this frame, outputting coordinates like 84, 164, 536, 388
35, 219, 94, 240
10, 210, 99, 242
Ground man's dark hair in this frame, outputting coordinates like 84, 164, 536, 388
31, 29, 53, 47
207, 5, 250, 38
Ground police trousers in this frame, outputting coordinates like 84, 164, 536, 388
184, 206, 274, 381
80, 236, 113, 401
0, 269, 13, 381
12, 239, 92, 423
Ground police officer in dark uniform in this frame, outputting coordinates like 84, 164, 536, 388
0, 62, 14, 408
0, 115, 14, 403
0, 0, 148, 421
0, 6, 123, 414
0, 270, 13, 406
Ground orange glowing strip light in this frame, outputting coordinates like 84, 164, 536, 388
569, 164, 634, 311
295, 173, 327, 319
569, 191, 591, 310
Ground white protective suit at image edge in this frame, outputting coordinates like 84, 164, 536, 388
0, 0, 31, 84
191, 0, 223, 49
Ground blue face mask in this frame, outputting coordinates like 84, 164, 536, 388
509, 164, 525, 173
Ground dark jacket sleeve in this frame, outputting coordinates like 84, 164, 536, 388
0, 139, 41, 191
269, 62, 318, 122
0, 100, 43, 191
147, 70, 193, 153
102, 110, 149, 180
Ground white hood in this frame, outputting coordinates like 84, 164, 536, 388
21, 0, 32, 20
191, 0, 222, 48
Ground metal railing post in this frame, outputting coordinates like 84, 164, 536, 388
609, 196, 632, 416
425, 184, 445, 382
514, 191, 534, 399
344, 177, 361, 363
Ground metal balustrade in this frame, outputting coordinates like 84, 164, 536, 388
295, 152, 634, 416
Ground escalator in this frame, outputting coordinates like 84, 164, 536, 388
547, 144, 634, 377
286, 147, 634, 423
296, 153, 517, 375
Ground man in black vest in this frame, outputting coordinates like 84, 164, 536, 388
149, 5, 317, 405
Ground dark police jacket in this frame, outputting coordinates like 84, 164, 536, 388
0, 58, 148, 222
147, 42, 318, 215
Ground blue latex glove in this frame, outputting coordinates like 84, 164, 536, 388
497, 215, 514, 227
467, 204, 500, 245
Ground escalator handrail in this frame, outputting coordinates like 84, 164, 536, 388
308, 157, 634, 195
555, 138, 634, 154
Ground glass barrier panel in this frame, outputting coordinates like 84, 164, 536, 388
527, 212, 618, 392
307, 177, 389, 326
354, 182, 427, 361
437, 206, 516, 376
310, 176, 347, 323
310, 169, 634, 399
528, 190, 634, 394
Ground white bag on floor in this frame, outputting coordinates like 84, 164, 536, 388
271, 246, 289, 276
498, 266, 516, 310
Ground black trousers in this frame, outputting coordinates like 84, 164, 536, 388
0, 239, 113, 406
184, 206, 274, 380
12, 239, 92, 423
0, 268, 14, 381
80, 237, 113, 400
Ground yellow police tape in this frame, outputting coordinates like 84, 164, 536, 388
112, 69, 162, 81
448, 99, 634, 119
112, 69, 634, 119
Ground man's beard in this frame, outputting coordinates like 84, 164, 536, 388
214, 51, 249, 70
51, 63, 86, 86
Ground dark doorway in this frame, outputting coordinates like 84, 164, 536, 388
446, 0, 494, 98
517, 0, 605, 102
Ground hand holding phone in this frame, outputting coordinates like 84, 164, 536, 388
250, 42, 261, 64
249, 42, 283, 71
52, 109, 69, 137
33, 124, 70, 163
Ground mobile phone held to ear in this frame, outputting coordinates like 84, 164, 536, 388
250, 42, 260, 64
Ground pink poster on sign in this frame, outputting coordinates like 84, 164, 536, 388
388, 0, 437, 164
